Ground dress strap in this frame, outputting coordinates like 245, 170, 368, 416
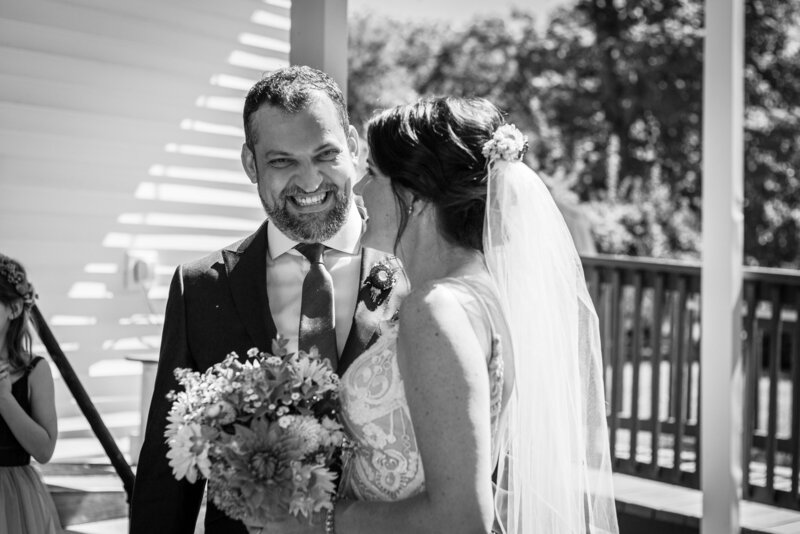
435, 277, 506, 433
435, 276, 500, 351
25, 356, 44, 375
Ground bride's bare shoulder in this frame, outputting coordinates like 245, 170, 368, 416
400, 279, 461, 318
397, 280, 480, 345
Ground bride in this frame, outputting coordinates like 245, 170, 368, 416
256, 96, 619, 534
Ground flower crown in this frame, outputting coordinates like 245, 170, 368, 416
481, 124, 529, 164
0, 256, 37, 309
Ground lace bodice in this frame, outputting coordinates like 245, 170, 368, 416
338, 277, 507, 502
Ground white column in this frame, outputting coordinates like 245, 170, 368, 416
289, 0, 349, 101
701, 0, 745, 533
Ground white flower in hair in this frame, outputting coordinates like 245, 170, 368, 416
481, 124, 528, 163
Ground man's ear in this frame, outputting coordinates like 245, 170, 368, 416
241, 144, 258, 185
347, 125, 360, 161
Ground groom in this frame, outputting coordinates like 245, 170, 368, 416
129, 66, 407, 534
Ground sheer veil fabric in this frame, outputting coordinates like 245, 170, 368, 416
484, 159, 619, 534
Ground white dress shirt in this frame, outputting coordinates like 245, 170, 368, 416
266, 202, 363, 355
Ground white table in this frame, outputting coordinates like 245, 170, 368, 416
124, 353, 159, 464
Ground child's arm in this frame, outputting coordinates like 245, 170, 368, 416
0, 359, 58, 463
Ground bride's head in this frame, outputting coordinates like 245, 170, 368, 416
355, 97, 504, 255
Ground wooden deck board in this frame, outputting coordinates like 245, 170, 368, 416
770, 521, 800, 534
614, 473, 800, 533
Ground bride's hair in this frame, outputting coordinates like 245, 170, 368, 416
366, 97, 504, 252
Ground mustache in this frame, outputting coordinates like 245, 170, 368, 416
281, 184, 338, 198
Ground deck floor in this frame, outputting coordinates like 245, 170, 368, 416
614, 473, 800, 533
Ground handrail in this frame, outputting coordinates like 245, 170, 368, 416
582, 252, 800, 284
29, 304, 135, 501
581, 253, 700, 274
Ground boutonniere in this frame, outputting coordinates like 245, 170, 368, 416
359, 262, 399, 311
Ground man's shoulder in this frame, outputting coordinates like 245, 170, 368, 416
178, 250, 223, 279
179, 223, 267, 279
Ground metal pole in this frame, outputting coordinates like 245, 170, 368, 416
701, 0, 745, 532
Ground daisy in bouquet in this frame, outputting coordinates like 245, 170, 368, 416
164, 337, 346, 525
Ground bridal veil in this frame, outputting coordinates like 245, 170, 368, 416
483, 146, 619, 534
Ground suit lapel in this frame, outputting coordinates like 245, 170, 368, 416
338, 247, 408, 374
221, 221, 276, 353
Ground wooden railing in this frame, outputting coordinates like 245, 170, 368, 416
583, 254, 800, 510
29, 305, 135, 500
742, 267, 800, 509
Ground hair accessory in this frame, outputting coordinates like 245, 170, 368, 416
0, 255, 37, 309
481, 124, 529, 163
406, 205, 414, 216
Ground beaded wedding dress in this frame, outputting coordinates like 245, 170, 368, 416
338, 274, 508, 503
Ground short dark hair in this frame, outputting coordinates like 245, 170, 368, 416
243, 66, 349, 150
366, 97, 505, 252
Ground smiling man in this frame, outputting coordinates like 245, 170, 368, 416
241, 71, 356, 244
129, 66, 408, 534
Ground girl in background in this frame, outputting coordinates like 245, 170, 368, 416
0, 253, 62, 534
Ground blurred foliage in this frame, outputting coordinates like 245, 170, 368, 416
348, 0, 800, 268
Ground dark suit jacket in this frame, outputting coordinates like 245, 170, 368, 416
129, 221, 407, 534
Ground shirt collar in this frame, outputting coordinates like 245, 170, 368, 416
267, 199, 364, 259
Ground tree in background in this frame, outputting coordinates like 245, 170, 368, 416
347, 14, 422, 132
348, 0, 800, 267
542, 0, 703, 259
742, 0, 800, 267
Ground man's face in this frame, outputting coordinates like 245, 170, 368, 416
241, 94, 359, 243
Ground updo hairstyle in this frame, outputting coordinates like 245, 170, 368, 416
366, 97, 505, 252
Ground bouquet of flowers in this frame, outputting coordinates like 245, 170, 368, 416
164, 337, 345, 524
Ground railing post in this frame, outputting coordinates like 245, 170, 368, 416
741, 282, 758, 501
701, 0, 745, 532
650, 273, 665, 477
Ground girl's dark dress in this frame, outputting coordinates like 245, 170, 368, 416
0, 356, 62, 533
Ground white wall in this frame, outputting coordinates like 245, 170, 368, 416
0, 0, 290, 422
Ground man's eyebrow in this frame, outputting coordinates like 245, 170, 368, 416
263, 150, 293, 157
315, 143, 341, 152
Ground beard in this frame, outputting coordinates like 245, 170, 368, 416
262, 187, 351, 243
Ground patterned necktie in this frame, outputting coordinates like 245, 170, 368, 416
295, 243, 338, 370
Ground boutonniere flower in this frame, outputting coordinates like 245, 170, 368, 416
360, 262, 399, 311
367, 263, 396, 292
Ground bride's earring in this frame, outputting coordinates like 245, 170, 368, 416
406, 198, 418, 217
